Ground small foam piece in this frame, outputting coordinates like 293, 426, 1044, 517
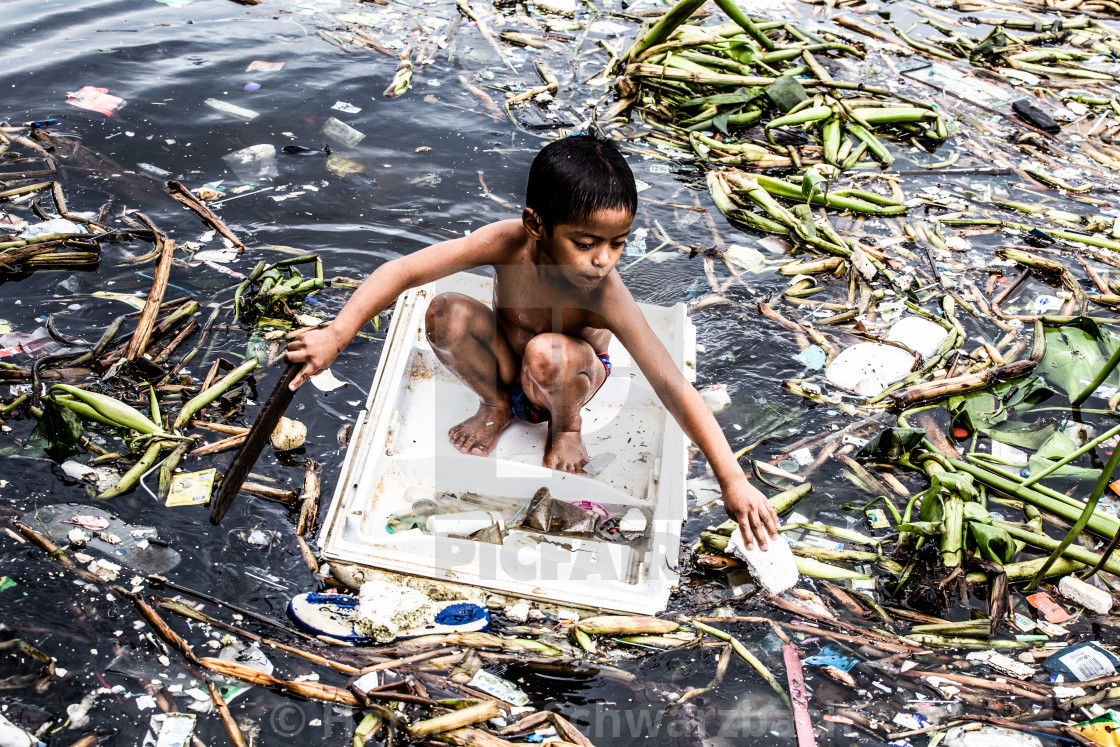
1058, 576, 1113, 615
726, 530, 800, 595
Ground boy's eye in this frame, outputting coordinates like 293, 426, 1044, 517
575, 242, 593, 250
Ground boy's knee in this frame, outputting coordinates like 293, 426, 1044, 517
425, 293, 471, 347
523, 334, 576, 383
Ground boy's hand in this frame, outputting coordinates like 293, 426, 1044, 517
723, 476, 780, 551
286, 326, 345, 391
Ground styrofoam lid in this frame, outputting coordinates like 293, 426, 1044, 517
886, 316, 949, 358
826, 343, 916, 397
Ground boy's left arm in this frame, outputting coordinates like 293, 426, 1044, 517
601, 287, 779, 550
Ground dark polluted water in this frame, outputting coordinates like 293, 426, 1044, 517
5, 0, 1118, 742
2, 1, 821, 744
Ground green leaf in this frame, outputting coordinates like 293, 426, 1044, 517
764, 75, 808, 113
1024, 430, 1101, 483
895, 521, 944, 536
713, 112, 731, 135
982, 420, 1056, 451
968, 521, 1023, 564
1037, 320, 1107, 400
858, 428, 926, 461
801, 169, 828, 206
990, 375, 1055, 412
950, 391, 1004, 431
28, 398, 84, 460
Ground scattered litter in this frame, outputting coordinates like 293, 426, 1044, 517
1027, 591, 1074, 624
310, 368, 347, 392
321, 117, 365, 148
142, 713, 196, 747
270, 416, 306, 450
66, 86, 125, 116
468, 670, 530, 706
331, 101, 362, 114
1044, 642, 1120, 682
166, 469, 216, 507
698, 384, 732, 412
204, 98, 260, 121
825, 343, 915, 397
1058, 575, 1113, 615
726, 528, 799, 594
246, 61, 284, 72
221, 144, 278, 181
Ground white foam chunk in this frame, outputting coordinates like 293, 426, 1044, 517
726, 530, 800, 595
886, 316, 949, 358
1058, 575, 1113, 615
356, 580, 435, 642
825, 343, 916, 397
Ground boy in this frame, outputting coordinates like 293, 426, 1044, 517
285, 135, 779, 550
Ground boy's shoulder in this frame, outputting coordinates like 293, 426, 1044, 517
468, 218, 532, 254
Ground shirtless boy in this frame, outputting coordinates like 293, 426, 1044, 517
286, 134, 779, 549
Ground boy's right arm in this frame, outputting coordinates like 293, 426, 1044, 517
285, 219, 522, 389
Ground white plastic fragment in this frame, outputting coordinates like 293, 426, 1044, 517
1058, 575, 1113, 615
966, 649, 1036, 679
504, 602, 530, 623
0, 712, 40, 747
698, 384, 732, 412
321, 117, 366, 148
886, 316, 949, 359
221, 144, 277, 181
148, 712, 197, 747
468, 670, 530, 706
825, 343, 916, 397
204, 98, 259, 120
618, 508, 648, 533
724, 244, 764, 271
310, 368, 348, 392
427, 510, 503, 536
940, 724, 1042, 747
18, 218, 86, 240
726, 530, 799, 595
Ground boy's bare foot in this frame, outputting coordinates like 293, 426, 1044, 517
449, 402, 513, 456
544, 430, 588, 473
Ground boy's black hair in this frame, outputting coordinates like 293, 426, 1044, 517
525, 134, 637, 233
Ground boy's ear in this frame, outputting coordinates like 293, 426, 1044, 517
522, 208, 547, 240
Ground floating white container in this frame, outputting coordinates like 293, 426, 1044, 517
318, 272, 695, 614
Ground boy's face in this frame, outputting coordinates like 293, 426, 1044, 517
526, 206, 634, 291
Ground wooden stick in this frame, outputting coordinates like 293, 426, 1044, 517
118, 588, 200, 664
206, 678, 248, 747
296, 461, 322, 536
166, 181, 245, 252
891, 360, 1036, 407
157, 597, 361, 673
295, 535, 320, 573
190, 433, 247, 457
199, 657, 360, 705
124, 236, 176, 360
11, 519, 73, 566
456, 0, 516, 71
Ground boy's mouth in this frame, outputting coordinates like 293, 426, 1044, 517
582, 273, 605, 284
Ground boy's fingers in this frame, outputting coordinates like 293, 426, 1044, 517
750, 512, 769, 551
739, 524, 754, 551
290, 362, 315, 391
763, 505, 780, 538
